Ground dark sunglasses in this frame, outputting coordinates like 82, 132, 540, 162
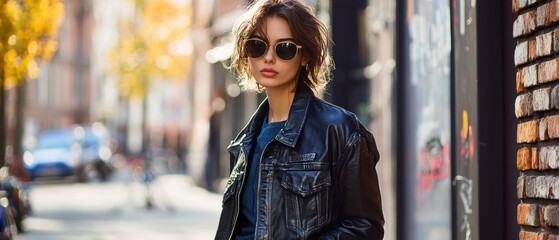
245, 38, 302, 61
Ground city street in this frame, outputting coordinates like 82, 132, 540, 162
15, 171, 222, 240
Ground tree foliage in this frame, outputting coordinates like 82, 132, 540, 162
109, 0, 193, 98
0, 0, 64, 167
1, 0, 64, 88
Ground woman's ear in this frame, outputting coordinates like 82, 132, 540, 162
300, 57, 309, 67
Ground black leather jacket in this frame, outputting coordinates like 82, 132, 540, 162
215, 84, 384, 240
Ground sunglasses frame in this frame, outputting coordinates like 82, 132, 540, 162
245, 38, 302, 61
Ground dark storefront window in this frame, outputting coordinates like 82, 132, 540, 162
400, 0, 452, 238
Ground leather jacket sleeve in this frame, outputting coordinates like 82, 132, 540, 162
320, 130, 385, 240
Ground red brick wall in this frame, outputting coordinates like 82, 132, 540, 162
513, 0, 559, 239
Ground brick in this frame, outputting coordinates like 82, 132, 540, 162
525, 176, 559, 200
541, 146, 559, 169
530, 176, 547, 199
537, 5, 546, 28
520, 230, 538, 240
552, 0, 559, 23
517, 120, 539, 143
539, 117, 548, 141
524, 176, 558, 199
525, 176, 537, 198
518, 230, 525, 240
536, 32, 553, 57
524, 64, 538, 87
528, 10, 537, 34
516, 92, 533, 118
554, 177, 559, 200
537, 58, 559, 83
540, 147, 549, 169
514, 17, 523, 39
552, 85, 559, 109
515, 41, 529, 66
517, 71, 525, 93
537, 1, 558, 28
542, 205, 559, 227
513, 11, 537, 38
548, 115, 559, 139
518, 147, 532, 170
518, 203, 540, 226
520, 230, 544, 240
533, 87, 551, 112
522, 231, 553, 240
529, 39, 537, 61
532, 147, 539, 169
536, 176, 551, 198
518, 175, 526, 198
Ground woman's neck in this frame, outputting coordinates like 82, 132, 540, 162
266, 86, 296, 123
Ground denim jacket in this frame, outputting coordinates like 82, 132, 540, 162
215, 84, 384, 240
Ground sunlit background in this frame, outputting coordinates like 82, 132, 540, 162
0, 0, 523, 239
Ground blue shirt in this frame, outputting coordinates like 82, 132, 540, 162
235, 118, 284, 239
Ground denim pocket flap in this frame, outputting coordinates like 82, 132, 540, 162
287, 153, 316, 163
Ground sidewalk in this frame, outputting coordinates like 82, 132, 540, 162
15, 172, 224, 240
149, 174, 223, 214
151, 174, 223, 239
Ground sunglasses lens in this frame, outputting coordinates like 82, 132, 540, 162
275, 42, 297, 60
246, 39, 267, 58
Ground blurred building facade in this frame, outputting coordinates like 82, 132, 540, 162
13, 0, 194, 168
24, 0, 94, 132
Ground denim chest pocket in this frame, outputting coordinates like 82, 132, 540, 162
279, 164, 331, 232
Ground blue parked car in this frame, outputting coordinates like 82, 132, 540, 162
23, 128, 82, 181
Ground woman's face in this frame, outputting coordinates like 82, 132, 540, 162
248, 16, 304, 92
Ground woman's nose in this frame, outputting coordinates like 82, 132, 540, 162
263, 45, 276, 63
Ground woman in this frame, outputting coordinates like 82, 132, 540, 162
215, 0, 384, 239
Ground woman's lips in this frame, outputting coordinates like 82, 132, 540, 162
261, 68, 278, 77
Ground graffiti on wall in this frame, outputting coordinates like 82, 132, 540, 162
459, 110, 475, 162
453, 175, 473, 240
419, 133, 450, 190
453, 110, 475, 240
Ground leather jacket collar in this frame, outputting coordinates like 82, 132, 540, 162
238, 84, 313, 148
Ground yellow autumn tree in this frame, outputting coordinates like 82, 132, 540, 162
0, 0, 64, 167
109, 0, 192, 153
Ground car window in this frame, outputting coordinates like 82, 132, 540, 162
36, 132, 73, 149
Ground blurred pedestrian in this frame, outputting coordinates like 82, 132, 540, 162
215, 0, 384, 239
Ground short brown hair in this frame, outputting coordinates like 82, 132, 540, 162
226, 0, 333, 93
